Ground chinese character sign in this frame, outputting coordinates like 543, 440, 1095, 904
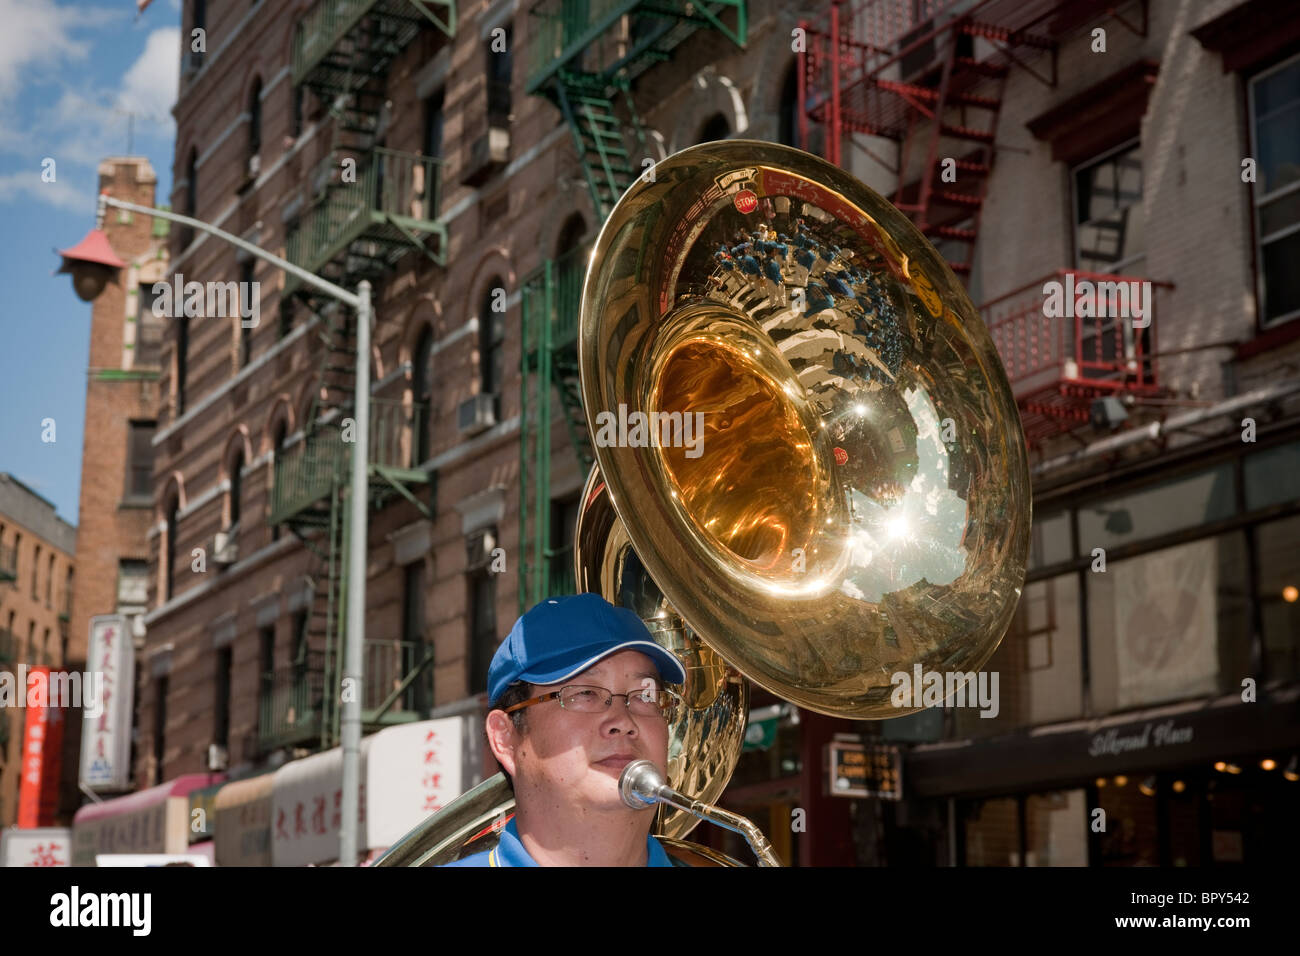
16, 668, 64, 827
78, 615, 134, 792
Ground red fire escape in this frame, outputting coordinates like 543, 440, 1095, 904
798, 0, 1164, 446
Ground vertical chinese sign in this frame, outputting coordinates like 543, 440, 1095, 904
78, 614, 134, 792
16, 667, 64, 827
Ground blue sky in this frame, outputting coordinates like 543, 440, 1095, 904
0, 0, 180, 525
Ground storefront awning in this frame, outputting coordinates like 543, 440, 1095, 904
271, 716, 466, 866
214, 774, 274, 867
905, 688, 1300, 799
72, 773, 225, 866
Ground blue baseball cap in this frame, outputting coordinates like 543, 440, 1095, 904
487, 594, 687, 706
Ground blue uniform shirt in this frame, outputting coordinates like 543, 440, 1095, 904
442, 817, 677, 867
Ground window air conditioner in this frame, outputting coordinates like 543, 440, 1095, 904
457, 393, 497, 436
213, 529, 238, 567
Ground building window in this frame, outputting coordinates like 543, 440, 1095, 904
424, 88, 445, 160
469, 571, 497, 695
1072, 140, 1144, 274
1256, 513, 1300, 683
413, 327, 433, 463
126, 420, 155, 500
239, 260, 255, 367
42, 627, 50, 663
228, 447, 244, 530
271, 421, 288, 542
290, 610, 310, 692
478, 284, 505, 416
549, 496, 580, 596
214, 646, 232, 750
137, 283, 163, 367
12, 532, 20, 578
165, 497, 180, 601
698, 113, 730, 145
248, 77, 262, 159
403, 561, 430, 712
278, 295, 294, 340
118, 559, 149, 612
1248, 52, 1300, 327
153, 675, 168, 784
27, 621, 35, 662
778, 62, 799, 148
487, 29, 512, 126
31, 544, 40, 599
176, 315, 189, 416
291, 85, 304, 140
180, 148, 197, 249
45, 553, 54, 607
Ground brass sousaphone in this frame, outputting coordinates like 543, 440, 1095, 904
376, 141, 1030, 867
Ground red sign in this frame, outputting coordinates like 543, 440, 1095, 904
17, 668, 64, 828
733, 189, 758, 214
833, 447, 849, 466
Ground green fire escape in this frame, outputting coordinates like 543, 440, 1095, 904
518, 0, 748, 612
259, 0, 452, 754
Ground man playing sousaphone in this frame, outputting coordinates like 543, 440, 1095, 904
444, 594, 688, 867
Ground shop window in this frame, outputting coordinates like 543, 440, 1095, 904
1028, 509, 1072, 570
1096, 775, 1159, 866
1248, 52, 1300, 327
1256, 514, 1300, 683
1244, 438, 1300, 510
1077, 463, 1236, 555
1073, 141, 1144, 274
1024, 790, 1088, 866
1087, 532, 1251, 713
953, 572, 1083, 738
963, 796, 1020, 866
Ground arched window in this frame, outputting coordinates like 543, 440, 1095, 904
478, 283, 505, 418
248, 78, 262, 157
271, 420, 288, 542
698, 113, 730, 144
413, 326, 433, 463
229, 447, 244, 529
165, 496, 180, 601
556, 215, 586, 332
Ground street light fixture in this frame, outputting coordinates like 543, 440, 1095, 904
56, 227, 126, 301
58, 190, 373, 867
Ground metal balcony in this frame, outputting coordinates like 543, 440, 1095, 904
271, 399, 430, 527
292, 0, 454, 93
285, 147, 446, 297
982, 269, 1167, 445
525, 0, 747, 95
258, 664, 325, 752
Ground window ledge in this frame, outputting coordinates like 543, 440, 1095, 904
1237, 316, 1300, 361
119, 496, 154, 510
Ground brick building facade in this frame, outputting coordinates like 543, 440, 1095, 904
0, 475, 75, 825
103, 0, 1299, 866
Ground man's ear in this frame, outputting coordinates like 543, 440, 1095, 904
485, 709, 520, 778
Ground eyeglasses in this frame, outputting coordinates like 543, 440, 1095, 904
501, 684, 681, 721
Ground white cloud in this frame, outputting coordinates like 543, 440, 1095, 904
0, 169, 88, 211
117, 27, 180, 121
0, 0, 89, 104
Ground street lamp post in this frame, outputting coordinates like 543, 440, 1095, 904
60, 192, 371, 866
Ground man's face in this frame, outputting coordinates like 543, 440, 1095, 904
491, 650, 671, 814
